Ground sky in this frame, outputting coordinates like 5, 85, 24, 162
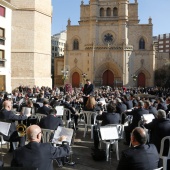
51, 0, 170, 36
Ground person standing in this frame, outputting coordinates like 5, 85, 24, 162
83, 79, 94, 107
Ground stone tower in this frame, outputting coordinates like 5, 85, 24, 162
10, 0, 52, 89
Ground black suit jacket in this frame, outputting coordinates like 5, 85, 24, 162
37, 106, 51, 115
11, 141, 70, 170
116, 103, 127, 114
97, 112, 120, 126
0, 109, 27, 140
117, 144, 159, 170
83, 83, 94, 96
127, 108, 149, 129
62, 102, 76, 114
39, 115, 63, 130
144, 118, 170, 154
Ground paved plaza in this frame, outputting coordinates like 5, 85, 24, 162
1, 124, 128, 170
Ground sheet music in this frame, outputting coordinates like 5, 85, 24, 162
21, 107, 31, 116
143, 114, 154, 124
100, 126, 119, 140
0, 122, 11, 136
55, 106, 64, 116
52, 126, 73, 145
37, 102, 43, 107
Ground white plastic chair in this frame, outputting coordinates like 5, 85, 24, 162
0, 135, 9, 150
36, 113, 47, 122
99, 124, 122, 161
41, 128, 54, 143
153, 167, 163, 170
83, 111, 97, 139
159, 136, 170, 170
63, 108, 75, 128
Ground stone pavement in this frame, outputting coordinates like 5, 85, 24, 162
0, 124, 128, 170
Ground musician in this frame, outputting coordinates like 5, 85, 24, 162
11, 125, 70, 170
37, 99, 51, 115
117, 127, 159, 170
0, 100, 30, 152
39, 108, 63, 130
83, 79, 94, 107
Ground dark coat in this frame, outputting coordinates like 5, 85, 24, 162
157, 102, 168, 111
37, 106, 51, 115
39, 115, 63, 130
11, 141, 70, 170
97, 112, 120, 126
148, 105, 157, 117
144, 118, 170, 154
83, 83, 94, 96
116, 103, 127, 114
117, 144, 159, 170
123, 100, 133, 110
0, 109, 27, 140
126, 108, 149, 129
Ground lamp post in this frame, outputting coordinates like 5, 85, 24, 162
82, 73, 87, 84
61, 68, 69, 84
131, 74, 138, 87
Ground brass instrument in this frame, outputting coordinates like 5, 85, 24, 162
16, 124, 27, 137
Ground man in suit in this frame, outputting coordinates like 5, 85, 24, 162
62, 95, 78, 127
124, 101, 149, 145
144, 100, 157, 117
39, 108, 63, 130
0, 100, 30, 151
37, 99, 51, 115
144, 109, 170, 154
83, 79, 94, 106
157, 97, 168, 112
116, 98, 127, 115
117, 127, 159, 170
93, 101, 121, 149
11, 125, 70, 170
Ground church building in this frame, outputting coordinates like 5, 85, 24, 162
65, 0, 155, 87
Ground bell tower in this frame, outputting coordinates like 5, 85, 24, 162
10, 0, 52, 88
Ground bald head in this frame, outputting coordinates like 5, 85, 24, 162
26, 125, 42, 142
3, 100, 12, 111
131, 127, 147, 145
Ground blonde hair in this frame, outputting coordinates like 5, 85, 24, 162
86, 96, 96, 109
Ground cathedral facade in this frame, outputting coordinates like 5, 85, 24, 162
65, 0, 155, 88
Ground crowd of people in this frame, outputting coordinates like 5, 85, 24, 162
0, 80, 170, 169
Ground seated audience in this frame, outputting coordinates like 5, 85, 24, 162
117, 127, 159, 170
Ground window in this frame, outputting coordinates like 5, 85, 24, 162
0, 6, 5, 17
159, 50, 163, 52
0, 28, 5, 45
166, 45, 169, 47
166, 49, 169, 52
0, 50, 4, 59
166, 40, 169, 43
100, 8, 104, 16
159, 34, 163, 39
113, 7, 118, 16
139, 38, 145, 49
166, 33, 169, 38
106, 8, 111, 16
159, 45, 163, 48
159, 41, 163, 44
0, 50, 5, 66
73, 39, 79, 50
52, 46, 54, 51
55, 47, 57, 51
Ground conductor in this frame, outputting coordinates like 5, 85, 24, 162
11, 125, 70, 170
83, 79, 94, 106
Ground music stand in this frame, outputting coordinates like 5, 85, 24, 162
100, 125, 119, 163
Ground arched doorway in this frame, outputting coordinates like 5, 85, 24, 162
137, 72, 145, 87
102, 70, 114, 87
72, 72, 80, 87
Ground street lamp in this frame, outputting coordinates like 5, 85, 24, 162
61, 68, 69, 82
131, 74, 138, 87
82, 73, 87, 84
